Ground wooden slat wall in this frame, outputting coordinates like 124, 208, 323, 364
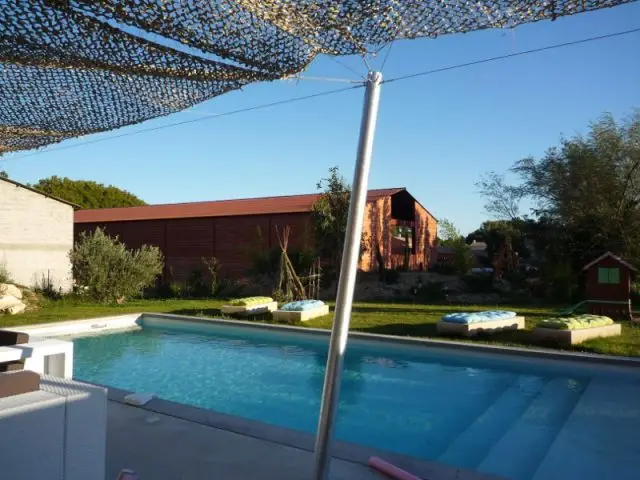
74, 197, 436, 281
214, 216, 270, 277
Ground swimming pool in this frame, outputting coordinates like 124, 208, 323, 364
71, 315, 640, 480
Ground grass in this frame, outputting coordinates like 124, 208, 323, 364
307, 303, 640, 357
0, 297, 227, 327
3, 298, 639, 357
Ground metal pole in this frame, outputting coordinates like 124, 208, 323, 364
312, 70, 382, 480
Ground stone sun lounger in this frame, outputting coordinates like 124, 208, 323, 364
436, 311, 525, 337
220, 297, 278, 317
533, 315, 622, 346
272, 300, 330, 323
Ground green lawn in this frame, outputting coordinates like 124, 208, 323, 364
0, 298, 226, 326
3, 298, 639, 357
308, 303, 640, 357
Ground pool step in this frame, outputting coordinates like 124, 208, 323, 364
340, 374, 517, 460
438, 376, 547, 470
477, 377, 586, 480
532, 379, 640, 480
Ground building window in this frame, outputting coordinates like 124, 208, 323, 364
598, 267, 620, 284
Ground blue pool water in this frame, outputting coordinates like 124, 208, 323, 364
72, 316, 640, 480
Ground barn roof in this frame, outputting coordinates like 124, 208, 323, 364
582, 251, 638, 272
74, 188, 407, 223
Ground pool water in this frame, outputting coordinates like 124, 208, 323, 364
72, 317, 640, 480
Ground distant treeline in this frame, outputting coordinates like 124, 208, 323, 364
29, 176, 145, 209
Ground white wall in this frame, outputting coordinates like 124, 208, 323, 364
0, 179, 73, 292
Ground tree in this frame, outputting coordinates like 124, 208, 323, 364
0, 170, 8, 179
452, 241, 473, 275
466, 220, 530, 275
311, 167, 367, 271
71, 228, 163, 303
476, 172, 525, 220
30, 176, 145, 208
438, 218, 464, 247
438, 218, 472, 274
513, 111, 640, 267
475, 111, 640, 299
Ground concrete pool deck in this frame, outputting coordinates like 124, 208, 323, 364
107, 400, 384, 480
105, 387, 501, 480
106, 400, 501, 480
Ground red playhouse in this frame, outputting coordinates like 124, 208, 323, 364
582, 252, 637, 320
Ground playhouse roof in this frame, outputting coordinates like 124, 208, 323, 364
582, 252, 638, 272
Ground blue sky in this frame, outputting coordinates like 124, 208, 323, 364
2, 3, 639, 234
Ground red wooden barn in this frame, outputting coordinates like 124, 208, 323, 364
74, 188, 437, 281
582, 252, 637, 320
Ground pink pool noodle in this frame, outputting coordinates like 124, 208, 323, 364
368, 457, 421, 480
116, 469, 139, 480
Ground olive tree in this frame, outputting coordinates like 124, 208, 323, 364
70, 228, 164, 302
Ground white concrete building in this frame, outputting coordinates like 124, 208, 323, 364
0, 177, 74, 292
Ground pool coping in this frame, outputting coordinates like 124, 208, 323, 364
10, 311, 640, 369
103, 384, 501, 480
145, 312, 640, 369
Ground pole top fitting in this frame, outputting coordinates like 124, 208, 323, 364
367, 71, 383, 84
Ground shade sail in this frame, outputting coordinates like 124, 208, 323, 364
0, 0, 634, 153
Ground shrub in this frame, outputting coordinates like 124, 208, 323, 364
247, 247, 315, 280
272, 288, 292, 303
429, 263, 457, 275
36, 270, 62, 300
70, 228, 164, 303
169, 281, 184, 298
247, 247, 280, 278
215, 278, 244, 299
0, 263, 11, 284
381, 269, 401, 284
452, 242, 473, 275
502, 270, 528, 291
153, 282, 169, 299
462, 273, 495, 293
185, 269, 209, 298
632, 281, 640, 303
541, 262, 577, 303
202, 257, 220, 296
413, 281, 447, 302
154, 281, 182, 299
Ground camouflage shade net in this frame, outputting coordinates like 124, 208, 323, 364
0, 0, 634, 154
